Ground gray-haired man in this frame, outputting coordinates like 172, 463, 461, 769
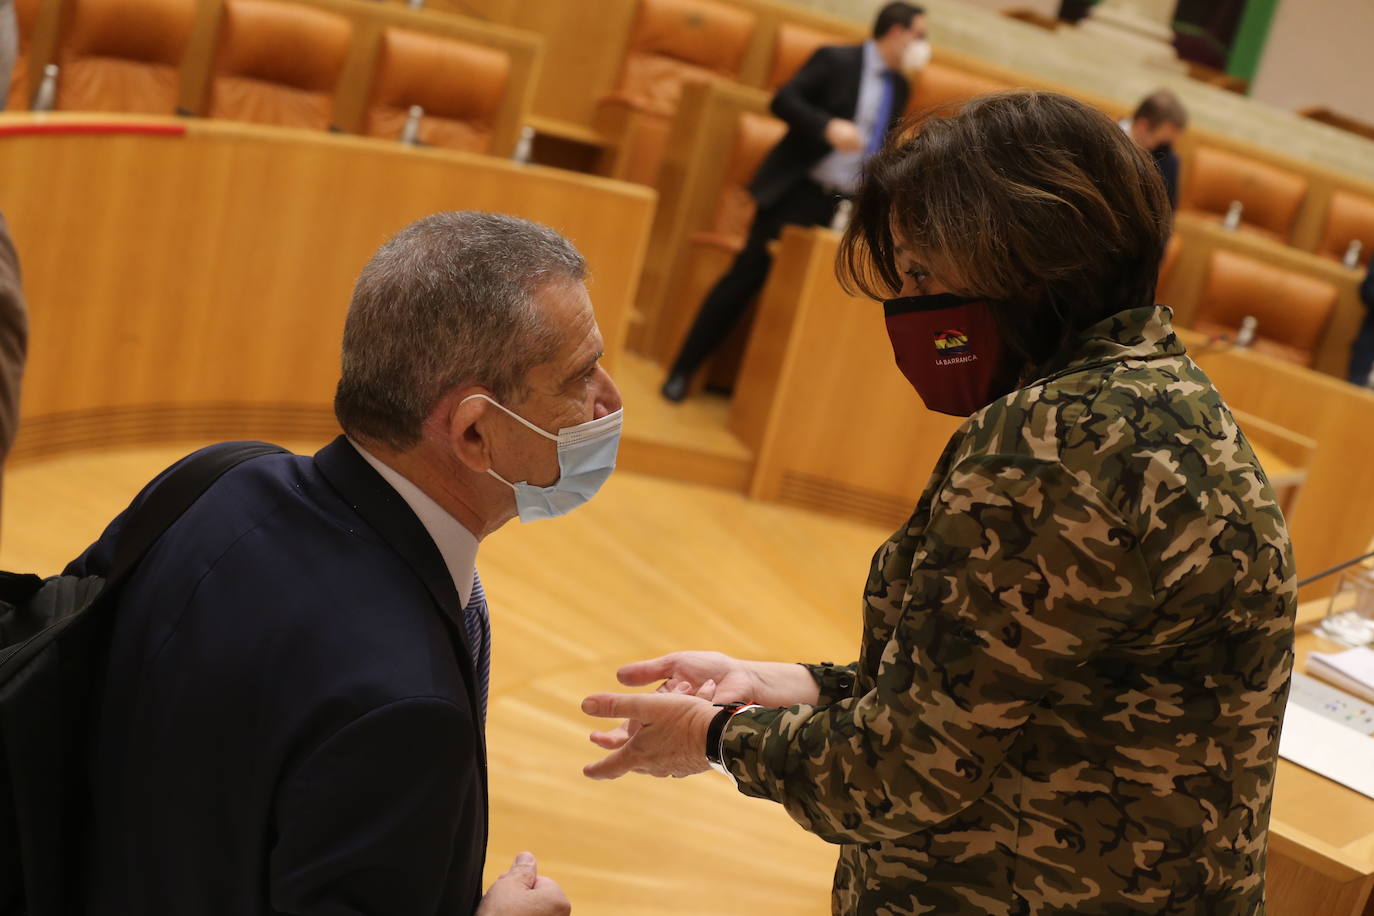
68, 212, 620, 914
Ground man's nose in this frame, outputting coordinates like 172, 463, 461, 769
593, 368, 623, 419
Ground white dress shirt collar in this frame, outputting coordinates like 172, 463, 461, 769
862, 38, 884, 78
349, 439, 479, 608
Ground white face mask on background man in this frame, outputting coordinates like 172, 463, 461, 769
462, 393, 623, 522
902, 38, 932, 73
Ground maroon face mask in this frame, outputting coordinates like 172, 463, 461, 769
883, 293, 1018, 417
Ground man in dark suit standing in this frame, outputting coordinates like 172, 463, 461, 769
661, 2, 925, 402
67, 212, 620, 915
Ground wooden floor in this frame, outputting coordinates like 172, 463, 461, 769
1, 442, 896, 915
615, 351, 756, 492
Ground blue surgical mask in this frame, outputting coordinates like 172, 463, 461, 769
462, 394, 623, 522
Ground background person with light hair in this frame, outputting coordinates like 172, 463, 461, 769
1122, 88, 1189, 209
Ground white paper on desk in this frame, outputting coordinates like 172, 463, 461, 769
1279, 703, 1374, 800
1308, 647, 1374, 703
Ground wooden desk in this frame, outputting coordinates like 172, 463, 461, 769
0, 113, 656, 461
1271, 602, 1374, 915
524, 113, 614, 174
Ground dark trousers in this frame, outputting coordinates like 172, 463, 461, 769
668, 179, 839, 379
1350, 310, 1374, 386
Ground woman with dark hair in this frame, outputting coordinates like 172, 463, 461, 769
583, 91, 1297, 914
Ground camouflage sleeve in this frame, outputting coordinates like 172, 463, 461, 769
799, 662, 857, 705
720, 454, 1157, 845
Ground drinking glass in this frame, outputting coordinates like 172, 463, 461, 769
1317, 566, 1374, 647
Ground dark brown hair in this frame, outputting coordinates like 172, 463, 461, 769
838, 90, 1173, 369
1133, 89, 1189, 130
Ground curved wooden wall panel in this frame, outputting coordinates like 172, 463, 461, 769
0, 113, 655, 463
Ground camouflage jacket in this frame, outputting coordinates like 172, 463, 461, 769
721, 307, 1297, 915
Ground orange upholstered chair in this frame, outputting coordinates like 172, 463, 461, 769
6, 0, 42, 109
597, 0, 756, 185
1179, 146, 1309, 243
905, 61, 1011, 115
207, 0, 352, 130
362, 28, 509, 153
1192, 248, 1338, 368
51, 0, 194, 113
1314, 189, 1374, 270
611, 0, 754, 116
764, 23, 845, 92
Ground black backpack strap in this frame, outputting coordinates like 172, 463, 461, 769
103, 441, 290, 588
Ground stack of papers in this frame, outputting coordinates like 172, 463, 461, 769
1280, 671, 1374, 799
1308, 647, 1374, 704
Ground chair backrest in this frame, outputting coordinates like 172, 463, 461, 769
1315, 189, 1374, 269
363, 27, 510, 153
1180, 145, 1309, 242
1158, 233, 1182, 292
1193, 248, 1338, 367
54, 0, 195, 114
613, 0, 755, 116
708, 109, 786, 240
764, 22, 843, 92
905, 61, 1011, 116
208, 0, 352, 130
6, 0, 42, 109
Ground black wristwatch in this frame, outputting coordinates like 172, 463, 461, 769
705, 702, 760, 773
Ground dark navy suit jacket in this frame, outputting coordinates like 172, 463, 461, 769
66, 436, 487, 915
749, 44, 911, 210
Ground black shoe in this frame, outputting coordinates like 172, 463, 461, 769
660, 372, 689, 403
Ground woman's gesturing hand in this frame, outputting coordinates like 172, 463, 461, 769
587, 652, 821, 754
581, 691, 719, 780
618, 652, 821, 707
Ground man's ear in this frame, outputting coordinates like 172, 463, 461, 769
443, 389, 496, 474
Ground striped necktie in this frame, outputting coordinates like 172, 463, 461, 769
462, 571, 490, 725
